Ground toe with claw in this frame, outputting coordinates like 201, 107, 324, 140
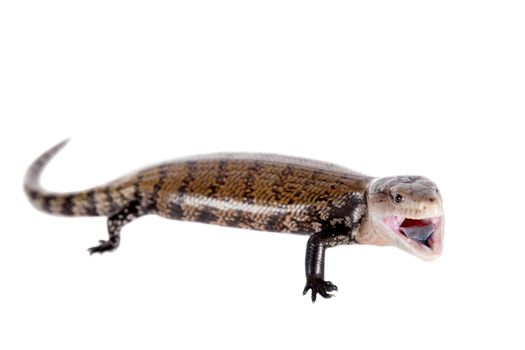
303, 276, 338, 303
88, 240, 118, 255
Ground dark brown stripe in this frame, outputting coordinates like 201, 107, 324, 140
208, 160, 227, 198
133, 173, 145, 203
265, 215, 282, 232
42, 195, 52, 213
61, 195, 74, 216
216, 160, 227, 186
176, 161, 197, 195
86, 190, 98, 216
104, 187, 116, 215
152, 165, 168, 209
27, 189, 38, 201
170, 201, 184, 219
242, 160, 261, 203
196, 207, 219, 223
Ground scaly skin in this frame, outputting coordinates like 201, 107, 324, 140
24, 140, 444, 302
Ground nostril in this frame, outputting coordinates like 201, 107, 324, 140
429, 198, 435, 202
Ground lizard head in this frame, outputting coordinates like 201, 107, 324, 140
358, 176, 444, 260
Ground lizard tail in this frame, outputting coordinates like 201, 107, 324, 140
23, 139, 109, 217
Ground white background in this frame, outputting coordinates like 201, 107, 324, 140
1, 1, 524, 349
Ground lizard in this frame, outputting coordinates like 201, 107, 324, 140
24, 140, 444, 302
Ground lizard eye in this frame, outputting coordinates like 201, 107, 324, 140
394, 194, 403, 204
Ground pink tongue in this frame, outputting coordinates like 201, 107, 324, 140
399, 219, 434, 245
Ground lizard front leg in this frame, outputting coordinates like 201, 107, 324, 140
303, 230, 350, 302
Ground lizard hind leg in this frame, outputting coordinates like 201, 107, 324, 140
88, 201, 146, 254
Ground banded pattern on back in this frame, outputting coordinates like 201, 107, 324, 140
24, 142, 372, 235
124, 154, 372, 234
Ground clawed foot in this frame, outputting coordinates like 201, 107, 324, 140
88, 240, 118, 255
303, 276, 338, 303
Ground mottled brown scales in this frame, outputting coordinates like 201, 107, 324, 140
121, 156, 370, 234
24, 143, 371, 235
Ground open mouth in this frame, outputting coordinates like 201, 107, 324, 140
384, 216, 443, 257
